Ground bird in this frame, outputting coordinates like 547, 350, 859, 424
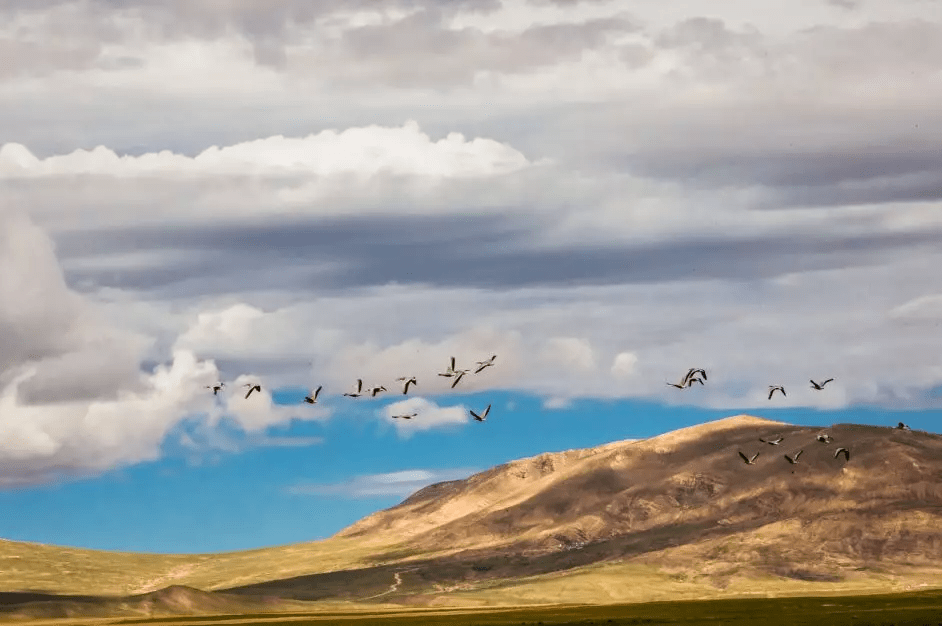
470, 404, 491, 422
205, 382, 225, 395
768, 385, 786, 399
243, 383, 261, 399
759, 437, 783, 445
667, 374, 700, 389
343, 379, 364, 398
392, 413, 417, 420
451, 371, 466, 389
685, 368, 708, 383
784, 450, 803, 464
739, 451, 760, 465
396, 376, 417, 394
896, 421, 911, 430
369, 385, 387, 398
816, 433, 832, 444
475, 355, 497, 374
304, 385, 322, 404
810, 378, 834, 390
438, 357, 459, 378
834, 447, 850, 461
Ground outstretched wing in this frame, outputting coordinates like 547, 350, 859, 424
738, 451, 749, 463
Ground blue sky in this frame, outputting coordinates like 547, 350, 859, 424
1, 0, 942, 555
0, 387, 938, 554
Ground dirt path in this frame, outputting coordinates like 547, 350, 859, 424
358, 570, 406, 600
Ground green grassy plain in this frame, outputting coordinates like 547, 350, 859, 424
7, 589, 937, 626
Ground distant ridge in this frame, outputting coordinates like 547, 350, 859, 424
2, 414, 942, 608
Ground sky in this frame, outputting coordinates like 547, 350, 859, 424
0, 0, 941, 554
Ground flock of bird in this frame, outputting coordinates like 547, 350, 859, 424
203, 360, 920, 462
738, 430, 851, 469
205, 354, 498, 423
666, 367, 835, 400
738, 421, 911, 468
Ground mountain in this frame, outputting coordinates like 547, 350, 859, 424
2, 414, 942, 610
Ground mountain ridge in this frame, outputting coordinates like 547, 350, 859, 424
2, 413, 942, 610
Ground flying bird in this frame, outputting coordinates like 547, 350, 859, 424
369, 385, 387, 398
205, 382, 225, 395
810, 378, 834, 390
396, 376, 417, 394
668, 374, 700, 389
784, 450, 803, 464
738, 451, 760, 465
392, 413, 417, 420
243, 383, 261, 399
304, 385, 322, 404
834, 447, 850, 461
475, 355, 497, 374
438, 357, 459, 378
816, 433, 832, 444
768, 385, 786, 400
343, 379, 364, 398
470, 404, 491, 422
759, 437, 783, 445
685, 368, 708, 383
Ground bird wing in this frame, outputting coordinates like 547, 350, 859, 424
738, 451, 749, 463
781, 388, 786, 396
314, 385, 322, 400
450, 356, 456, 371
795, 450, 802, 460
751, 452, 760, 463
482, 404, 491, 418
245, 387, 254, 399
475, 365, 486, 374
824, 378, 833, 385
356, 379, 363, 392
451, 372, 464, 388
768, 389, 774, 400
470, 410, 480, 420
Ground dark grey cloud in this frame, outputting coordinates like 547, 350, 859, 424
53, 214, 942, 298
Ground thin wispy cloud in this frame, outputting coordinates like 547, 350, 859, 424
286, 468, 479, 499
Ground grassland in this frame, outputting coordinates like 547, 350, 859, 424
5, 589, 942, 626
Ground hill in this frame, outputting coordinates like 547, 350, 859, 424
2, 414, 942, 610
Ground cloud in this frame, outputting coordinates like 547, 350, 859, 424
286, 467, 479, 498
381, 397, 469, 437
541, 337, 596, 372
611, 352, 639, 379
0, 211, 328, 486
542, 396, 572, 410
0, 0, 941, 495
0, 121, 531, 179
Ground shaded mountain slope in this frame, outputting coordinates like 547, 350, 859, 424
2, 414, 942, 607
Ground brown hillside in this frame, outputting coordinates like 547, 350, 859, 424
2, 414, 942, 607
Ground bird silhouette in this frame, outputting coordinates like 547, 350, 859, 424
739, 451, 760, 465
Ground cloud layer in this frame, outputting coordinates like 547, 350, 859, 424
1, 0, 941, 486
